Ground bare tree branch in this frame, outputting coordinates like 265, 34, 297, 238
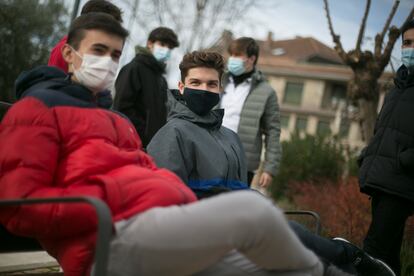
198, 0, 255, 50
399, 5, 414, 33
127, 0, 140, 33
185, 0, 208, 52
381, 0, 400, 41
196, 0, 223, 49
374, 0, 399, 57
356, 0, 371, 52
380, 6, 414, 69
162, 0, 186, 35
122, 0, 263, 64
322, 0, 349, 64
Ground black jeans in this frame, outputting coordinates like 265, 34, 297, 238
289, 221, 356, 274
247, 171, 254, 187
363, 192, 413, 276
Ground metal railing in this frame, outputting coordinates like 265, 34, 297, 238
0, 197, 112, 276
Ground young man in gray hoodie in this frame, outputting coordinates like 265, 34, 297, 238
147, 51, 394, 276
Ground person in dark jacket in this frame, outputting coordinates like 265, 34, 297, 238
147, 51, 248, 198
114, 27, 179, 148
356, 20, 414, 276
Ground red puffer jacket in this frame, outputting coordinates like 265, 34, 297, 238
0, 66, 197, 276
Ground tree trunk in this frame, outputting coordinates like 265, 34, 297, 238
348, 71, 380, 144
357, 98, 377, 143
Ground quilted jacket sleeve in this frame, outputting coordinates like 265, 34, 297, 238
399, 148, 414, 171
147, 124, 192, 184
261, 87, 282, 175
0, 97, 104, 240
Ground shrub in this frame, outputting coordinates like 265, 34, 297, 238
401, 238, 414, 276
270, 133, 345, 199
290, 177, 414, 276
290, 177, 370, 245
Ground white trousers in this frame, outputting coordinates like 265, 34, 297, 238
106, 191, 323, 276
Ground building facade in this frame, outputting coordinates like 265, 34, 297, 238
256, 33, 393, 149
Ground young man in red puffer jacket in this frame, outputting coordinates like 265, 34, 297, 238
0, 13, 358, 276
0, 13, 195, 276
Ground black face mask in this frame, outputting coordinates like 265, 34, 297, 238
182, 87, 220, 116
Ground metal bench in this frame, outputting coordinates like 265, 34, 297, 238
0, 197, 112, 276
0, 100, 322, 275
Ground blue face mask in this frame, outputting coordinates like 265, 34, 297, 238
153, 45, 171, 63
227, 57, 245, 76
402, 48, 414, 69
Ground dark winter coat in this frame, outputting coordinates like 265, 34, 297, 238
147, 90, 248, 198
359, 65, 414, 202
114, 46, 168, 148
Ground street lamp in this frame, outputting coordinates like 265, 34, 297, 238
71, 0, 81, 23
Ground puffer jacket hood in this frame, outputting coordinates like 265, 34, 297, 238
15, 65, 113, 109
15, 65, 67, 99
394, 65, 414, 89
167, 89, 224, 130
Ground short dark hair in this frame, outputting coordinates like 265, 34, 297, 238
67, 12, 129, 50
401, 19, 414, 39
179, 51, 224, 82
81, 0, 123, 23
148, 27, 179, 48
228, 37, 259, 65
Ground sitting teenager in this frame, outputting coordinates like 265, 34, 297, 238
147, 51, 395, 276
147, 51, 248, 199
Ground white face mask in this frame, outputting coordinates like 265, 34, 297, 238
71, 50, 119, 93
152, 45, 171, 62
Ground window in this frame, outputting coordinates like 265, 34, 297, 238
272, 48, 286, 56
280, 114, 290, 128
317, 120, 331, 136
283, 82, 303, 105
339, 119, 350, 139
295, 117, 307, 132
322, 83, 347, 109
331, 84, 346, 105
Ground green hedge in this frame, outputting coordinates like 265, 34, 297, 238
270, 133, 346, 199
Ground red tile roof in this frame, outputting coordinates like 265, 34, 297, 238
258, 36, 343, 64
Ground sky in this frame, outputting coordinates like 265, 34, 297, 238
242, 0, 413, 67
67, 0, 414, 86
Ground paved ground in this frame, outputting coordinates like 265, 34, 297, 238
0, 252, 59, 275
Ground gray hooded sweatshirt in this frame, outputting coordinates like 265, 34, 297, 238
147, 90, 248, 198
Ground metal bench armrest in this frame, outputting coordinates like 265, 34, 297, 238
284, 210, 322, 235
0, 197, 112, 276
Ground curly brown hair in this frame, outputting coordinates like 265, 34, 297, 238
179, 51, 225, 82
